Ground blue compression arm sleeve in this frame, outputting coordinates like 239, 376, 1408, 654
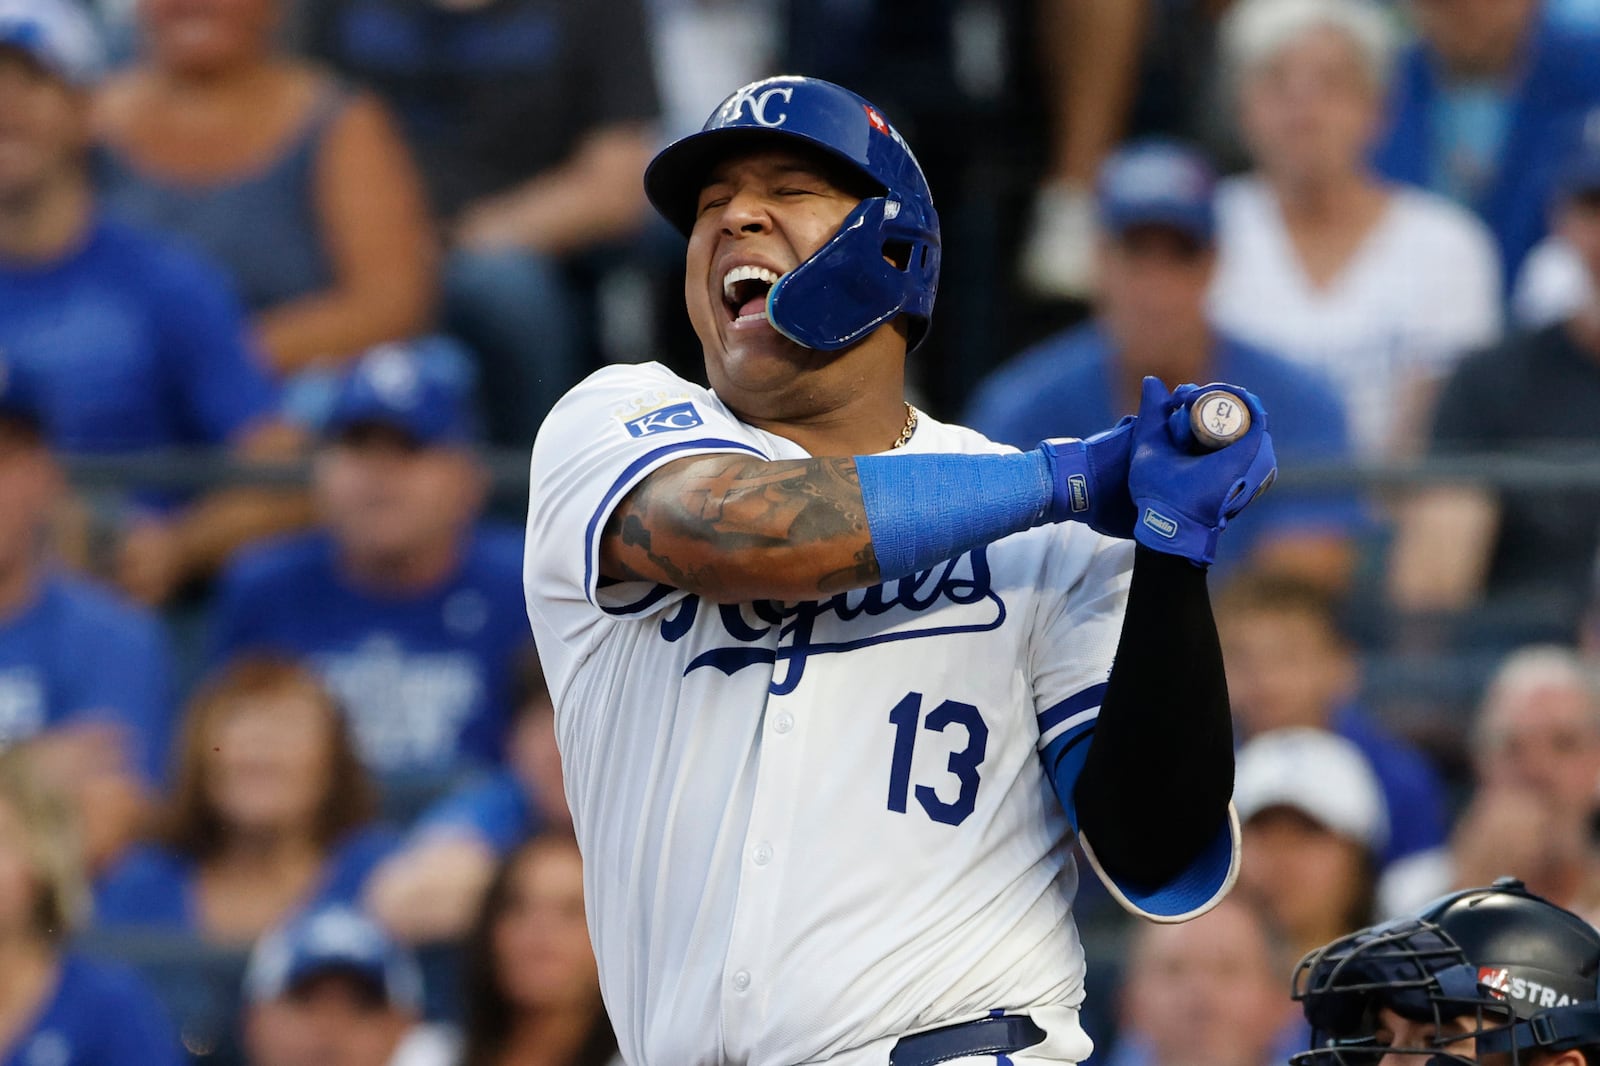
855, 451, 1054, 580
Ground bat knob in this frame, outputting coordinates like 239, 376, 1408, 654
1188, 389, 1250, 451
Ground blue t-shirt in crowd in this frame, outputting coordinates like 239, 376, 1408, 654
0, 216, 278, 455
1332, 703, 1450, 870
0, 572, 174, 783
413, 769, 541, 856
964, 323, 1364, 574
207, 525, 531, 776
1375, 22, 1600, 289
1, 953, 184, 1066
93, 826, 398, 932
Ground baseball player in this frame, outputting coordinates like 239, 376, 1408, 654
1293, 877, 1600, 1066
524, 76, 1277, 1066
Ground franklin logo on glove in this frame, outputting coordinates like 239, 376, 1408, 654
1142, 509, 1179, 539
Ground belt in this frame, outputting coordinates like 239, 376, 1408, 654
889, 1014, 1046, 1066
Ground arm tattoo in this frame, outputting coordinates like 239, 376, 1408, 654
600, 455, 881, 597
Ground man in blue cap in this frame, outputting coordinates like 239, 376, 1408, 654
968, 139, 1363, 588
210, 341, 531, 785
243, 905, 456, 1066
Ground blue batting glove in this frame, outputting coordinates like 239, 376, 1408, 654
1129, 377, 1277, 567
1038, 415, 1138, 539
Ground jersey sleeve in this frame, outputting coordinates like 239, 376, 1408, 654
1030, 532, 1241, 923
1028, 530, 1132, 832
525, 364, 770, 636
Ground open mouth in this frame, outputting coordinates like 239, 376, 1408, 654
721, 265, 781, 324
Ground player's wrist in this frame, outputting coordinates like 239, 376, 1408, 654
1037, 417, 1136, 539
1130, 495, 1222, 567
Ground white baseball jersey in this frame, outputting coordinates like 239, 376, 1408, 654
523, 362, 1236, 1066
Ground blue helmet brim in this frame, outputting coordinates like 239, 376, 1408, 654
644, 126, 887, 238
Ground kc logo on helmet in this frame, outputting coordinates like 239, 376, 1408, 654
624, 402, 704, 438
726, 84, 794, 128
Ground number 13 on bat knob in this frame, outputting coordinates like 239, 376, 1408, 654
1189, 390, 1251, 451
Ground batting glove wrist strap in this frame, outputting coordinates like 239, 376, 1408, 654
1038, 416, 1137, 539
1127, 377, 1278, 568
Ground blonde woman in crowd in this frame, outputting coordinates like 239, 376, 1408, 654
0, 752, 184, 1064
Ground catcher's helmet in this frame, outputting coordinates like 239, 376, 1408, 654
1293, 878, 1600, 1066
644, 75, 941, 353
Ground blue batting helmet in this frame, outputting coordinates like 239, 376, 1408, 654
644, 76, 941, 353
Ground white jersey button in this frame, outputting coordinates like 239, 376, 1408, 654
732, 970, 751, 993
773, 712, 795, 734
752, 842, 773, 866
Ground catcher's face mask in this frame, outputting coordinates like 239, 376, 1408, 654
1292, 879, 1600, 1066
1291, 916, 1515, 1066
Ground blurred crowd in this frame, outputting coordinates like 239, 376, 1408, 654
4, 0, 1600, 1064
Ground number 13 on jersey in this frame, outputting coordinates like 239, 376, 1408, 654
886, 692, 989, 826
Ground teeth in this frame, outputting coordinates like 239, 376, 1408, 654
722, 264, 781, 300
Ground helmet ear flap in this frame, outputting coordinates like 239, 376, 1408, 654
767, 197, 913, 351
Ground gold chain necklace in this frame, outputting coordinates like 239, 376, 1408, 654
891, 402, 918, 449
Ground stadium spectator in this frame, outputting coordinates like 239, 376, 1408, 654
648, 0, 780, 141
1382, 646, 1600, 920
243, 904, 457, 1066
966, 139, 1362, 587
0, 0, 307, 606
209, 341, 531, 783
303, 0, 660, 445
1106, 894, 1301, 1066
0, 752, 184, 1066
366, 651, 567, 945
459, 834, 616, 1066
1373, 0, 1600, 287
1215, 571, 1449, 871
94, 657, 397, 944
1210, 0, 1502, 458
0, 369, 172, 872
1234, 728, 1386, 959
1388, 135, 1600, 634
94, 0, 437, 380
1020, 0, 1150, 300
